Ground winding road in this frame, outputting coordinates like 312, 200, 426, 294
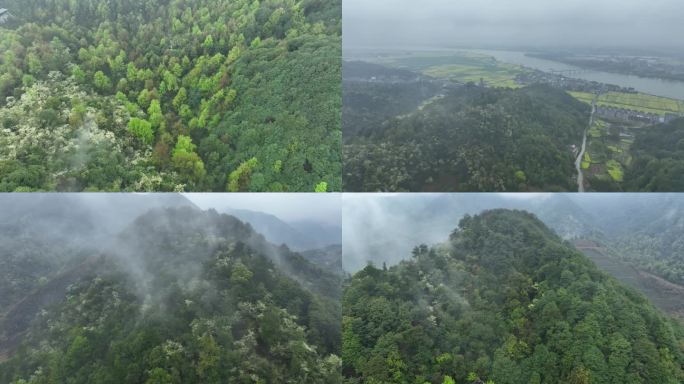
575, 96, 598, 192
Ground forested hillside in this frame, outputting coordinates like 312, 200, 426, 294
0, 193, 196, 309
343, 75, 590, 192
623, 118, 684, 191
578, 194, 684, 286
0, 0, 341, 192
343, 210, 684, 384
0, 206, 342, 383
342, 61, 443, 138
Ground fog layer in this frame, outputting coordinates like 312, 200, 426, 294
342, 193, 684, 272
344, 0, 684, 51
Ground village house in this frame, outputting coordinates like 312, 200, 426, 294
595, 105, 670, 125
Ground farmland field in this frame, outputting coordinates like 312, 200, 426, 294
584, 117, 633, 189
570, 91, 684, 115
423, 64, 522, 87
373, 52, 528, 88
569, 91, 595, 105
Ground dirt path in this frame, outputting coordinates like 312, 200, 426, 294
575, 96, 597, 192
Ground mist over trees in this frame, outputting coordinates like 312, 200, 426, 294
0, 194, 343, 383
342, 193, 684, 286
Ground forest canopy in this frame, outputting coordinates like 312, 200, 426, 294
0, 204, 343, 383
0, 0, 341, 192
342, 210, 684, 384
342, 62, 590, 192
623, 118, 684, 191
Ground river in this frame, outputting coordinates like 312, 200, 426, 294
470, 49, 684, 100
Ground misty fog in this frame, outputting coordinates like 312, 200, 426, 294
342, 193, 684, 272
185, 193, 342, 226
0, 193, 342, 332
343, 0, 684, 52
0, 193, 345, 381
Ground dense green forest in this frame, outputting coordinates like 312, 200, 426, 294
343, 210, 684, 384
342, 61, 443, 138
623, 118, 684, 191
0, 0, 341, 192
0, 203, 342, 383
343, 62, 590, 191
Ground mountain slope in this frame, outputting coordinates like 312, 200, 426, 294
0, 207, 343, 383
343, 210, 684, 384
0, 194, 197, 311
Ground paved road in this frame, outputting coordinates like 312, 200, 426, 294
575, 96, 597, 192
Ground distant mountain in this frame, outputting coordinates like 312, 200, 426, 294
224, 208, 341, 251
300, 244, 344, 276
569, 194, 684, 285
289, 220, 342, 247
343, 60, 434, 81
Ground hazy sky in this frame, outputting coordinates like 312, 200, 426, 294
343, 0, 684, 51
184, 193, 342, 225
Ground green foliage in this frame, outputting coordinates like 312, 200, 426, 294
342, 210, 684, 384
227, 157, 259, 192
147, 100, 164, 130
315, 181, 328, 192
128, 118, 154, 145
203, 35, 214, 50
514, 170, 527, 184
344, 62, 590, 192
172, 135, 206, 184
0, 75, 170, 192
93, 71, 112, 92
624, 118, 684, 191
0, 0, 341, 191
137, 89, 152, 109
